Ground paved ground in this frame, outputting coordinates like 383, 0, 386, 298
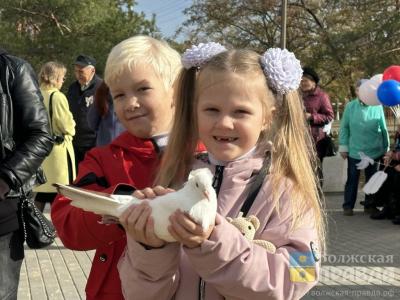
303, 193, 400, 299
17, 192, 400, 299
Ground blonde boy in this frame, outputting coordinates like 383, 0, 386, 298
51, 36, 181, 300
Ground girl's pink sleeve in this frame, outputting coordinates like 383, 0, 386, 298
117, 236, 181, 300
185, 208, 320, 299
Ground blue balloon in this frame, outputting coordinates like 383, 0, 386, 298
377, 80, 400, 106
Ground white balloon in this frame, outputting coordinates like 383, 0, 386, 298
359, 79, 381, 106
370, 73, 383, 84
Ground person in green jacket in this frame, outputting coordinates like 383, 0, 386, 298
339, 79, 389, 216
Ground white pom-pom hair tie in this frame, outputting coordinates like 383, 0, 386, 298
182, 42, 227, 69
261, 48, 302, 94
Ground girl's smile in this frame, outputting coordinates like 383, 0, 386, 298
213, 136, 238, 142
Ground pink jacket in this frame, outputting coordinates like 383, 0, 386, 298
118, 154, 320, 300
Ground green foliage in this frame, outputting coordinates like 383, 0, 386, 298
0, 0, 158, 88
180, 0, 400, 103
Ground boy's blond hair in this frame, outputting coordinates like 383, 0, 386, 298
39, 61, 66, 88
104, 35, 181, 90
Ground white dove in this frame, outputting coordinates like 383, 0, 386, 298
356, 152, 375, 170
54, 168, 217, 242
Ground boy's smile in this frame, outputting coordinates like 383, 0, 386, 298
110, 65, 174, 139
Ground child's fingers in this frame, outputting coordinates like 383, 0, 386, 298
152, 185, 175, 196
145, 216, 157, 239
123, 203, 148, 233
133, 206, 151, 235
169, 214, 188, 238
169, 214, 195, 241
167, 225, 181, 242
145, 217, 165, 247
119, 204, 137, 226
215, 214, 222, 225
141, 187, 157, 199
132, 190, 145, 199
169, 217, 204, 248
174, 211, 203, 235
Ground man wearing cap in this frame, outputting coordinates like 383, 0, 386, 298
67, 54, 102, 169
300, 67, 334, 185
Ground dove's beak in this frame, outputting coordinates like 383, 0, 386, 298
203, 190, 210, 201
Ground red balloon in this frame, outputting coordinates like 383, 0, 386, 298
383, 65, 400, 82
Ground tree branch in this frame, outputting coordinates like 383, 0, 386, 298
8, 6, 71, 35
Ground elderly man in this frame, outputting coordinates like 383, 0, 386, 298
67, 54, 102, 168
0, 48, 53, 299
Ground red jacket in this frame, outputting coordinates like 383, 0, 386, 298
51, 132, 163, 300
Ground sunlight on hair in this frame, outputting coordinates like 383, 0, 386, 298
104, 35, 181, 91
39, 61, 66, 88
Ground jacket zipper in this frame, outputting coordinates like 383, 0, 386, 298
198, 165, 225, 300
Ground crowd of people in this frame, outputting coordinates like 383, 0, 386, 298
338, 79, 400, 224
0, 35, 397, 300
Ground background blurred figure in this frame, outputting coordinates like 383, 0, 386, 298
34, 61, 76, 212
339, 79, 389, 216
301, 67, 334, 185
394, 124, 400, 151
67, 54, 101, 168
0, 49, 53, 300
87, 81, 125, 146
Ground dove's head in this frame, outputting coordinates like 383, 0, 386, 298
187, 168, 215, 202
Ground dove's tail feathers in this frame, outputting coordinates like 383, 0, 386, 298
54, 183, 116, 203
363, 171, 388, 194
69, 200, 120, 217
54, 183, 134, 217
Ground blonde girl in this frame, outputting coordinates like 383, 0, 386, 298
118, 44, 325, 300
34, 61, 76, 212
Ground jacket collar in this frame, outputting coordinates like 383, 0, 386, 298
76, 74, 100, 91
196, 151, 265, 180
110, 132, 161, 158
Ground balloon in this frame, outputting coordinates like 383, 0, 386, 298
358, 79, 382, 106
370, 74, 383, 84
383, 65, 400, 82
377, 80, 400, 106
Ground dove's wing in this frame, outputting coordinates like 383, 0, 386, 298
363, 171, 388, 194
53, 183, 124, 217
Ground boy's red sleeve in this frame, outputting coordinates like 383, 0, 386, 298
51, 149, 128, 251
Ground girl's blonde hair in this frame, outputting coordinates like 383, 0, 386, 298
104, 35, 182, 90
39, 61, 66, 88
156, 49, 326, 250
